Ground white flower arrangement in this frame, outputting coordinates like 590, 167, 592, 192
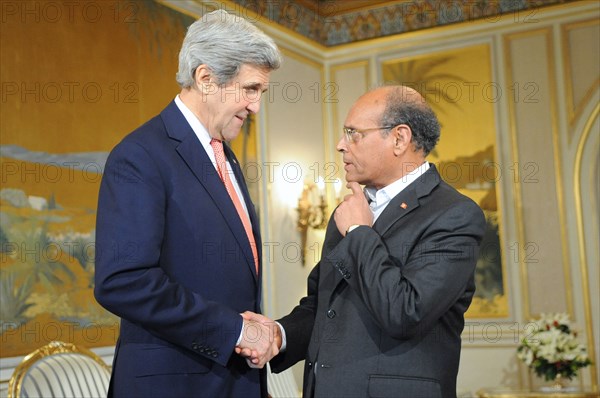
517, 313, 592, 382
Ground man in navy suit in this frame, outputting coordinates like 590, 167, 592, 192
94, 10, 282, 397
246, 86, 486, 397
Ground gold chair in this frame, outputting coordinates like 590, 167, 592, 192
8, 341, 111, 398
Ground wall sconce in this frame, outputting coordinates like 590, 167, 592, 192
297, 176, 328, 265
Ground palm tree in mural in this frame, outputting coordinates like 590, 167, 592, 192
384, 56, 466, 113
20, 223, 76, 288
0, 271, 34, 329
383, 56, 467, 158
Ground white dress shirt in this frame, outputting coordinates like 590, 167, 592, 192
174, 95, 250, 218
364, 161, 430, 221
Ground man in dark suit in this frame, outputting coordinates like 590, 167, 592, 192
258, 86, 485, 398
94, 10, 282, 398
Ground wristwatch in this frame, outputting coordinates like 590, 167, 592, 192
345, 224, 361, 236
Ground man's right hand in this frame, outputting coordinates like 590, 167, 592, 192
235, 311, 281, 368
334, 181, 373, 236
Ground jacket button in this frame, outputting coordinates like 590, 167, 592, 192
327, 309, 336, 319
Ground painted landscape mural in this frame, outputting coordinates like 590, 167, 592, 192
1, 1, 193, 357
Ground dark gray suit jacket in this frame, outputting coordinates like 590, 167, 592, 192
271, 165, 485, 398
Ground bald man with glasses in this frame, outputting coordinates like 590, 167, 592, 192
246, 85, 486, 398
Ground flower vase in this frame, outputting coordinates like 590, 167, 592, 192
551, 374, 567, 390
539, 374, 574, 392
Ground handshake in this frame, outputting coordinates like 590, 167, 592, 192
235, 311, 282, 368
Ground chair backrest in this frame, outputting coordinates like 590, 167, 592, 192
267, 363, 300, 398
8, 341, 111, 398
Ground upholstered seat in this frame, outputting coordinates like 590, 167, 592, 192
8, 341, 111, 398
267, 363, 300, 398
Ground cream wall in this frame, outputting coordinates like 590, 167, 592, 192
260, 47, 326, 312
1, 1, 597, 396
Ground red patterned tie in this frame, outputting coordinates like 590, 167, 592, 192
210, 139, 258, 274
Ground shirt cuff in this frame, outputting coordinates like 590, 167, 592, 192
236, 318, 286, 352
236, 316, 244, 346
276, 321, 287, 352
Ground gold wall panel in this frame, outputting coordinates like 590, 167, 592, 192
504, 29, 572, 319
562, 18, 600, 133
382, 44, 508, 318
574, 104, 600, 390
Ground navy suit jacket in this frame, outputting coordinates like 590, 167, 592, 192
95, 101, 265, 397
271, 166, 485, 398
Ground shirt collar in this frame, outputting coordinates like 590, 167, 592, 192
174, 95, 213, 150
365, 161, 431, 205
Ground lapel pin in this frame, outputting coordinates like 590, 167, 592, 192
400, 202, 408, 209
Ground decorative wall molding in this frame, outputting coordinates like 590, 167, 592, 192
228, 0, 581, 46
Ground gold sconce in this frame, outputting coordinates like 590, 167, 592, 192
297, 177, 327, 265
297, 177, 343, 265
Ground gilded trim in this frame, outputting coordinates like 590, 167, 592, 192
155, 0, 208, 19
503, 27, 575, 321
545, 26, 576, 321
491, 42, 513, 322
461, 344, 520, 349
326, 1, 590, 54
279, 46, 323, 71
503, 29, 534, 322
228, 0, 579, 47
573, 103, 600, 391
561, 18, 600, 137
7, 341, 110, 398
476, 388, 599, 398
257, 97, 275, 317
208, 0, 328, 52
159, 0, 329, 55
320, 65, 333, 208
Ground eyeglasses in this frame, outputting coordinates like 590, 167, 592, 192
342, 126, 394, 143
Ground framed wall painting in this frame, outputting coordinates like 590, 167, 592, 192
382, 44, 509, 318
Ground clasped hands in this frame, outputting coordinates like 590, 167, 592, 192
235, 311, 282, 368
234, 182, 370, 369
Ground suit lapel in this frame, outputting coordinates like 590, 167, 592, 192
160, 101, 259, 282
328, 165, 442, 290
372, 165, 441, 236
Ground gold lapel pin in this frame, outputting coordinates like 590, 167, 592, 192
400, 202, 408, 209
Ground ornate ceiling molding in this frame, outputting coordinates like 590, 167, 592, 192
228, 0, 580, 46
